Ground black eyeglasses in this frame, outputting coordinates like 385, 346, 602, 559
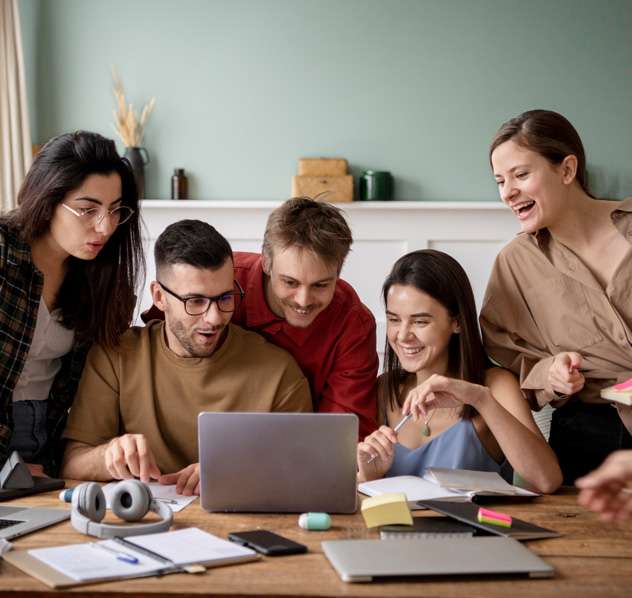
158, 280, 244, 315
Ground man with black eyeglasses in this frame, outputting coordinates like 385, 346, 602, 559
60, 220, 311, 495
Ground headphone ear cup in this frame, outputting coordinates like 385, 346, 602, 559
72, 482, 106, 523
111, 479, 152, 522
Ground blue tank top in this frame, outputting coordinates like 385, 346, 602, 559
386, 418, 512, 481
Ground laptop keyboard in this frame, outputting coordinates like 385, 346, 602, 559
0, 519, 22, 529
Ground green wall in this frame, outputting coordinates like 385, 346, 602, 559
19, 0, 632, 201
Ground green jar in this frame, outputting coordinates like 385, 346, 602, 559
359, 170, 394, 201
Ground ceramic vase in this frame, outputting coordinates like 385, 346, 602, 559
124, 147, 150, 199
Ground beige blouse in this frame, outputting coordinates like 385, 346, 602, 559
480, 197, 632, 409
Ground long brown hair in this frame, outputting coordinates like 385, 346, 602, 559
489, 109, 593, 197
381, 250, 489, 418
5, 131, 145, 347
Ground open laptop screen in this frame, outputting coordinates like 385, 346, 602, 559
198, 412, 358, 513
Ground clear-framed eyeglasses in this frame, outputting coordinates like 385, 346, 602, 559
62, 203, 135, 227
158, 280, 245, 315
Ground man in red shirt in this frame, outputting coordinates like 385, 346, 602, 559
232, 198, 378, 438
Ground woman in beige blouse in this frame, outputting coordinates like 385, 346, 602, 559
480, 109, 632, 484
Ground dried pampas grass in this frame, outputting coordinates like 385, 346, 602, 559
112, 68, 155, 147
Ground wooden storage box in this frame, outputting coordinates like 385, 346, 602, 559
298, 158, 348, 176
292, 175, 354, 203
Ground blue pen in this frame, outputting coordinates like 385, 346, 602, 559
91, 542, 140, 564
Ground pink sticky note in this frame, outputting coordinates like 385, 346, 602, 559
477, 507, 512, 527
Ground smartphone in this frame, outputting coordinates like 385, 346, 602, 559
227, 530, 307, 556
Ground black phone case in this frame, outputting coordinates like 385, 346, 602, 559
228, 530, 307, 556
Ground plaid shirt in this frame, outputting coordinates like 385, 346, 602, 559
0, 222, 89, 474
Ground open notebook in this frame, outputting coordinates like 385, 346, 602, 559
358, 468, 537, 509
4, 528, 258, 588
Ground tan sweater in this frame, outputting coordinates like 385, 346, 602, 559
64, 321, 311, 473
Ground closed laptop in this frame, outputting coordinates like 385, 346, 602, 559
322, 537, 554, 582
198, 412, 358, 513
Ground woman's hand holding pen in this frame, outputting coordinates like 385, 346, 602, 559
357, 426, 399, 482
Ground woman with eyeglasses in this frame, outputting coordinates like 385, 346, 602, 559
0, 131, 144, 476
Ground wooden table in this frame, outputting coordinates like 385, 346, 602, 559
1, 487, 631, 597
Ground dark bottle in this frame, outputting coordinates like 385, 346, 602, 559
171, 168, 188, 199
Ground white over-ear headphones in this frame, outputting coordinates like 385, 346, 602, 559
67, 480, 173, 538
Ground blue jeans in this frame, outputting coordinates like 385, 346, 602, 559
8, 400, 49, 463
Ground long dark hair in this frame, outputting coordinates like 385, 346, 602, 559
381, 250, 489, 417
5, 131, 145, 347
489, 109, 593, 197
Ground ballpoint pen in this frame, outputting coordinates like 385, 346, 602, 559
91, 542, 139, 564
112, 537, 205, 574
153, 498, 178, 505
366, 413, 412, 464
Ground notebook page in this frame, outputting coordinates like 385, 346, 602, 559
28, 541, 162, 582
127, 528, 256, 566
424, 468, 538, 496
358, 475, 467, 503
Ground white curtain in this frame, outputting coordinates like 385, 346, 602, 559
0, 0, 32, 212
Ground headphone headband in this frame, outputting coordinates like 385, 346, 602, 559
70, 481, 173, 538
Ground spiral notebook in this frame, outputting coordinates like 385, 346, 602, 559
379, 516, 476, 539
4, 528, 259, 588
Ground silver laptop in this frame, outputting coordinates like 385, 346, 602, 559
322, 537, 554, 582
0, 505, 69, 540
198, 412, 358, 513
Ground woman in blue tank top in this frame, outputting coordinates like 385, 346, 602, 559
357, 250, 562, 493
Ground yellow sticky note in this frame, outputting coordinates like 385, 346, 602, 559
360, 492, 413, 528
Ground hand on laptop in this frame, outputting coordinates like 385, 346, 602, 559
159, 463, 200, 496
357, 426, 398, 481
104, 434, 161, 483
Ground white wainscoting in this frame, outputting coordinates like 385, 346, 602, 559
138, 200, 517, 352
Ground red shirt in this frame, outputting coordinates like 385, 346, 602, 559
233, 252, 378, 439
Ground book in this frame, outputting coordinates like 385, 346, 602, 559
600, 378, 632, 406
4, 527, 259, 588
379, 516, 476, 539
358, 469, 537, 509
417, 500, 560, 541
424, 468, 538, 497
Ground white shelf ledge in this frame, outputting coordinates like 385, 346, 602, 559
140, 200, 506, 211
